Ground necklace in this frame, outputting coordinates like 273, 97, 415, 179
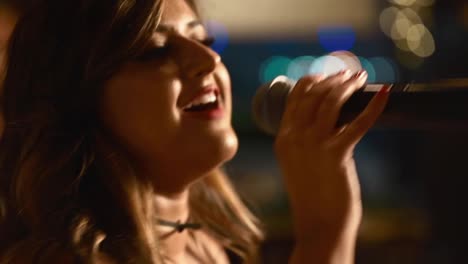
156, 218, 202, 233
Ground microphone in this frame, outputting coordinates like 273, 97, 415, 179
252, 76, 468, 135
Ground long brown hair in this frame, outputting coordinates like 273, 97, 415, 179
0, 0, 263, 263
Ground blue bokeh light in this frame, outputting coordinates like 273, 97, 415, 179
317, 26, 357, 52
205, 20, 230, 54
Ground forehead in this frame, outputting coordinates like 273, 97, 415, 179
160, 0, 198, 25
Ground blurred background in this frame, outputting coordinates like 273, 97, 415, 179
197, 0, 468, 263
1, 0, 468, 263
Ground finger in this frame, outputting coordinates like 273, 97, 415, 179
278, 75, 323, 135
292, 75, 329, 129
294, 70, 352, 129
338, 85, 391, 148
314, 71, 368, 138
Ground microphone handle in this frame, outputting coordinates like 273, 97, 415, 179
341, 82, 468, 130
254, 77, 468, 135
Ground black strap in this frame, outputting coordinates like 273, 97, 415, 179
156, 218, 202, 233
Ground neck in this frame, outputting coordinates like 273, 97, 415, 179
133, 157, 207, 260
153, 189, 192, 259
154, 190, 190, 223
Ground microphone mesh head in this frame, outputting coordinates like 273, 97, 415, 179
252, 76, 295, 135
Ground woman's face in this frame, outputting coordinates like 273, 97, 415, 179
100, 0, 238, 192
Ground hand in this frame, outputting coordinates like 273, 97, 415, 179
274, 70, 389, 238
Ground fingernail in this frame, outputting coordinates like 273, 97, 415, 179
338, 69, 351, 75
353, 70, 367, 79
379, 84, 392, 94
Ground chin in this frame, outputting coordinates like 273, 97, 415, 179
218, 128, 239, 162
171, 129, 237, 189
202, 129, 238, 173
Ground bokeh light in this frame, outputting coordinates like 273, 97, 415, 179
369, 57, 399, 82
205, 20, 230, 54
317, 26, 356, 52
394, 38, 411, 52
286, 56, 315, 81
391, 8, 422, 40
358, 57, 377, 83
309, 55, 347, 76
330, 51, 362, 72
390, 0, 435, 7
260, 56, 292, 83
380, 3, 436, 60
259, 53, 399, 85
380, 7, 401, 38
407, 24, 435, 57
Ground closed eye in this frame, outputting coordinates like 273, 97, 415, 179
134, 37, 216, 62
135, 46, 170, 62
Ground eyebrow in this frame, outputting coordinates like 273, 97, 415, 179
156, 20, 204, 33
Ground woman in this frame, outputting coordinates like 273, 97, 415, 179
0, 0, 389, 263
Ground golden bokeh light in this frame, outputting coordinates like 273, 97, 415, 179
390, 0, 435, 7
407, 24, 435, 57
406, 23, 426, 43
382, 1, 436, 60
380, 7, 400, 38
391, 14, 411, 40
393, 38, 411, 52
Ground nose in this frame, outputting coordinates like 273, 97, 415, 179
175, 36, 221, 79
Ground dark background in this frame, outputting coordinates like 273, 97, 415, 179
217, 0, 468, 263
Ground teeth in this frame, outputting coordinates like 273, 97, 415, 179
185, 92, 217, 109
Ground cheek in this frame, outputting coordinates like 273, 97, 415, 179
99, 71, 179, 157
218, 64, 231, 89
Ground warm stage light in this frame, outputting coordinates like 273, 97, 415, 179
381, 2, 435, 61
380, 7, 400, 38
407, 24, 435, 57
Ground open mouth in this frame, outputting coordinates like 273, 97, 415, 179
183, 90, 220, 112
